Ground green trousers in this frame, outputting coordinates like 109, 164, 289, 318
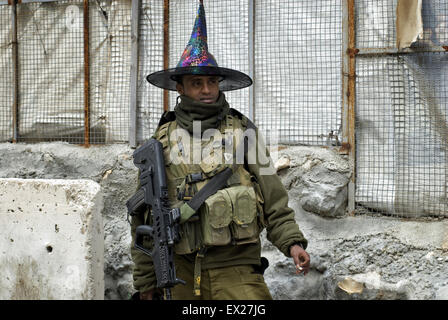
171, 255, 273, 300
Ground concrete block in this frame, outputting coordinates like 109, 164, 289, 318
0, 178, 104, 300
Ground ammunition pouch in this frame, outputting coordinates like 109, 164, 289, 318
174, 185, 261, 254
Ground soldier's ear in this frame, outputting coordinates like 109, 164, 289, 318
176, 82, 184, 95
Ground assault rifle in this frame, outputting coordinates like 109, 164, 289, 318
126, 138, 185, 300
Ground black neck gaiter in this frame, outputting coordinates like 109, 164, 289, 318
174, 92, 230, 134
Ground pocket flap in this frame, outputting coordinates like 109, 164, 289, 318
199, 152, 221, 174
226, 186, 257, 225
204, 190, 232, 228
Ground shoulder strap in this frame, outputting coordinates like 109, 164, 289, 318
153, 111, 175, 141
185, 167, 233, 212
229, 108, 257, 131
158, 110, 176, 128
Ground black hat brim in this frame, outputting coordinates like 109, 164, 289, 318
146, 66, 253, 91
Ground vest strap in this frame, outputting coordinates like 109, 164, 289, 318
186, 167, 233, 212
193, 247, 207, 296
185, 172, 206, 184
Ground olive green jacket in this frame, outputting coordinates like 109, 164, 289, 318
130, 118, 308, 294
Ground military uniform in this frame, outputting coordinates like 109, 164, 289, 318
130, 0, 308, 300
130, 101, 307, 299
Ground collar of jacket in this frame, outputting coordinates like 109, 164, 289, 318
174, 92, 230, 134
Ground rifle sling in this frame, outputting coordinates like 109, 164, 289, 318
186, 167, 233, 212
171, 109, 258, 223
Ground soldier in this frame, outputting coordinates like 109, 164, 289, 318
131, 0, 310, 300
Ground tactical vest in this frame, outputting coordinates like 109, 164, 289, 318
155, 111, 266, 255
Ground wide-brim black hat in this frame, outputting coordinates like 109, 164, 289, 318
146, 0, 253, 92
146, 66, 252, 92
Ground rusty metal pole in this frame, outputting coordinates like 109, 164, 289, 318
11, 0, 18, 142
248, 0, 255, 122
83, 0, 90, 146
341, 0, 356, 214
162, 0, 169, 112
163, 0, 169, 112
347, 0, 356, 156
129, 0, 140, 148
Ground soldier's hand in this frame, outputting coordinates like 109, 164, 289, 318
140, 289, 155, 300
290, 244, 310, 276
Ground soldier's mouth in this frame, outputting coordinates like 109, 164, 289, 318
200, 98, 216, 104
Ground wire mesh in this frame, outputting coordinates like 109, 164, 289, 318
255, 0, 342, 145
355, 53, 448, 218
137, 0, 164, 142
0, 4, 12, 142
137, 0, 343, 146
89, 0, 109, 144
356, 0, 448, 49
4, 0, 343, 146
0, 0, 447, 219
354, 0, 448, 218
95, 0, 131, 143
0, 0, 131, 144
16, 1, 84, 143
355, 0, 396, 49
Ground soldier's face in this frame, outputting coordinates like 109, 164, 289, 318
176, 75, 220, 104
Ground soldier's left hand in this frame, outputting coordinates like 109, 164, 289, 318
290, 244, 310, 275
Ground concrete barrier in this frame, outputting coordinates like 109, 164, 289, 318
0, 178, 104, 300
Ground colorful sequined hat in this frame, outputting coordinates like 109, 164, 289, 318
146, 0, 252, 91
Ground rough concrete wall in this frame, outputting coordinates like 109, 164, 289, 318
0, 178, 104, 299
1, 142, 447, 300
265, 146, 448, 300
262, 207, 448, 300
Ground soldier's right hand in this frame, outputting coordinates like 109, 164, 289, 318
140, 289, 155, 300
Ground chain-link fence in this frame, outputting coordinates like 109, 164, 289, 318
17, 1, 85, 143
0, 0, 346, 146
0, 3, 12, 142
136, 0, 163, 142
255, 0, 342, 145
0, 0, 131, 144
136, 0, 343, 145
0, 0, 447, 218
354, 0, 448, 217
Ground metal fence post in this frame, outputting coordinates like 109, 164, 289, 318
129, 0, 140, 148
341, 0, 356, 214
248, 0, 255, 122
83, 0, 90, 147
163, 0, 169, 112
11, 0, 18, 142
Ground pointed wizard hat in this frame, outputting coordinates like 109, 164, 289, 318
146, 0, 252, 91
